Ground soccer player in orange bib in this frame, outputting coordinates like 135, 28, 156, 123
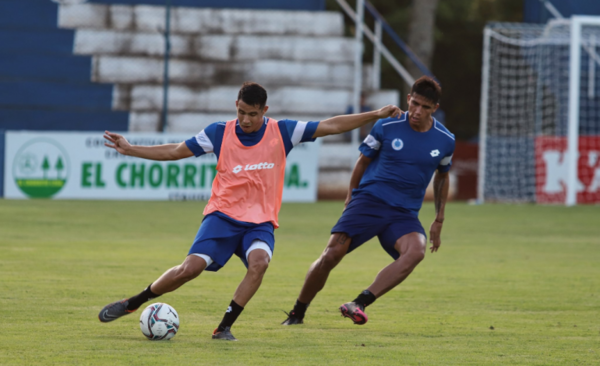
98, 82, 402, 340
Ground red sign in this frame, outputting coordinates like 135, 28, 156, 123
535, 136, 600, 204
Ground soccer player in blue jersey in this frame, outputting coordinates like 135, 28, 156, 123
283, 76, 454, 326
98, 82, 402, 340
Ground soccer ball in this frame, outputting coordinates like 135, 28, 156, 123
139, 303, 180, 340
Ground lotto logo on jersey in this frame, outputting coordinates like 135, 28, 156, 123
232, 162, 276, 174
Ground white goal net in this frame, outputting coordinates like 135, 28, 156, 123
479, 17, 600, 205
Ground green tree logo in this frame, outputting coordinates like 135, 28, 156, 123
13, 138, 70, 199
42, 156, 50, 179
55, 156, 64, 178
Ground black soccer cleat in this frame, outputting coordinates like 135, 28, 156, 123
339, 301, 368, 325
98, 299, 137, 323
281, 310, 304, 325
212, 327, 238, 341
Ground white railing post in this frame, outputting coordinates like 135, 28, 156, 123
373, 19, 382, 90
335, 0, 415, 86
351, 0, 365, 156
567, 17, 582, 206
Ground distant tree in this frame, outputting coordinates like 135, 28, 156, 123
407, 0, 440, 80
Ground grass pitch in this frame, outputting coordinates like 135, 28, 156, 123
0, 200, 599, 365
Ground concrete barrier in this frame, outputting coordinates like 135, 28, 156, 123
114, 85, 398, 115
92, 56, 373, 88
74, 30, 356, 63
59, 3, 343, 36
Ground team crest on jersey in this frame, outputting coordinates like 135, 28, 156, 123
430, 149, 440, 157
391, 138, 404, 151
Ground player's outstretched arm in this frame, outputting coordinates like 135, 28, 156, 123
429, 170, 449, 253
312, 105, 402, 138
103, 130, 194, 161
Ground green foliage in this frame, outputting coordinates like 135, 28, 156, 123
0, 200, 599, 365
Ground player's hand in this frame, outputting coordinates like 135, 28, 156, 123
429, 220, 443, 253
104, 130, 132, 155
375, 105, 403, 119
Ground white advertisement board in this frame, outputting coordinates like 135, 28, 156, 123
4, 131, 319, 202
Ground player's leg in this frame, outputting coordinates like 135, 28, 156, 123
283, 196, 383, 325
99, 213, 239, 324
98, 254, 209, 323
298, 233, 351, 304
213, 230, 274, 341
282, 233, 351, 325
233, 243, 271, 306
148, 254, 209, 294
340, 232, 426, 325
366, 232, 426, 297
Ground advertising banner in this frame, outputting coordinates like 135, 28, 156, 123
4, 131, 320, 202
535, 136, 600, 204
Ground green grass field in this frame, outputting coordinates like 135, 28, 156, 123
1, 200, 599, 365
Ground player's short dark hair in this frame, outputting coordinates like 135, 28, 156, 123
411, 76, 441, 105
237, 82, 267, 109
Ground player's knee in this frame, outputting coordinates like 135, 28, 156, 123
248, 252, 270, 275
406, 243, 426, 263
176, 263, 202, 282
320, 248, 344, 269
411, 249, 425, 263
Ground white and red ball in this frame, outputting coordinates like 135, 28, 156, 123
139, 303, 180, 340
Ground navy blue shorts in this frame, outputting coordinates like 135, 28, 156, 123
188, 213, 275, 272
331, 195, 425, 260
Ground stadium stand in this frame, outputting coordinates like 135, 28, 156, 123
0, 0, 129, 131
1, 0, 397, 132
1, 0, 400, 197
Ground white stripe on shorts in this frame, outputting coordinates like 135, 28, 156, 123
191, 253, 214, 267
246, 240, 273, 261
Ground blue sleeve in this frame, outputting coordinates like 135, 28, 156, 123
184, 122, 225, 159
437, 141, 455, 173
358, 119, 384, 159
185, 138, 206, 157
278, 120, 320, 155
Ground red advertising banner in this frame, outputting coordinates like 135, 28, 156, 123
535, 136, 600, 204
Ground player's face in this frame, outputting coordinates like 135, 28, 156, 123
407, 93, 439, 125
236, 100, 269, 133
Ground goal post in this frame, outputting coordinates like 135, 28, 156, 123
478, 16, 600, 205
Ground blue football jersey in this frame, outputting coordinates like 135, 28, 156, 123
184, 117, 319, 158
354, 113, 455, 216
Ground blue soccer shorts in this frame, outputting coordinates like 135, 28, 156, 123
188, 213, 275, 272
331, 194, 426, 260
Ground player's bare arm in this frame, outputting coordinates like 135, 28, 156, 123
429, 170, 449, 253
103, 131, 194, 161
344, 154, 372, 209
312, 105, 402, 138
